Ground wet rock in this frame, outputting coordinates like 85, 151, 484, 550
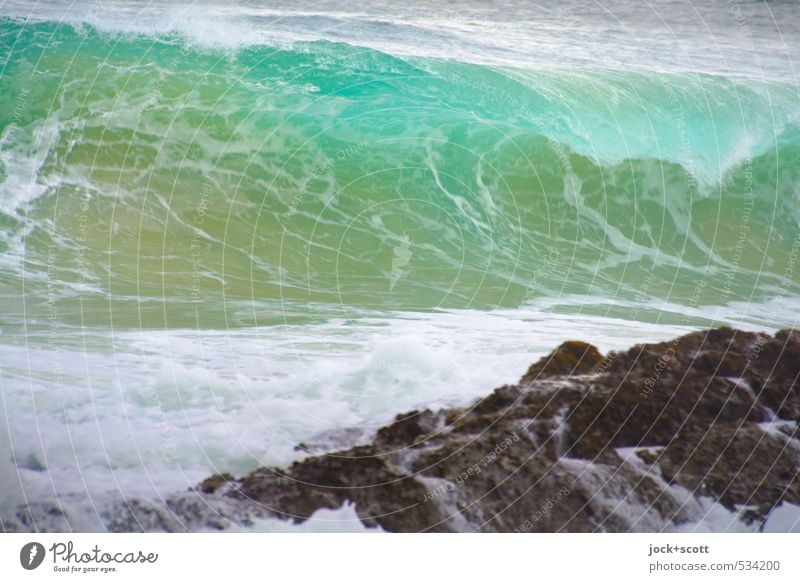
659, 422, 800, 519
230, 447, 451, 532
374, 409, 442, 448
295, 427, 371, 454
748, 331, 800, 419
198, 473, 234, 495
564, 375, 768, 458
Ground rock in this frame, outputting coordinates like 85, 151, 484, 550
374, 410, 442, 448
230, 447, 451, 532
748, 331, 800, 419
521, 341, 605, 383
198, 473, 234, 494
294, 427, 370, 454
563, 375, 768, 458
659, 422, 800, 519
19, 452, 48, 472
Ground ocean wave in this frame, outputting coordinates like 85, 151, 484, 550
1, 20, 798, 321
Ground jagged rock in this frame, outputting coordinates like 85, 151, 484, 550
749, 332, 800, 419
229, 447, 451, 532
563, 375, 768, 458
374, 409, 442, 448
659, 422, 800, 519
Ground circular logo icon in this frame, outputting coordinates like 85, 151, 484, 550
20, 542, 45, 570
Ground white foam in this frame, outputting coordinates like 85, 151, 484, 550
3, 0, 797, 82
762, 503, 800, 533
240, 502, 383, 533
669, 498, 756, 533
0, 115, 63, 217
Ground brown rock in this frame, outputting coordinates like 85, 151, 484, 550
374, 410, 439, 448
198, 473, 234, 494
659, 422, 800, 517
521, 341, 604, 383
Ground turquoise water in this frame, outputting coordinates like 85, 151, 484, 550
1, 21, 799, 329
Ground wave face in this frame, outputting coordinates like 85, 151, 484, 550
1, 20, 800, 327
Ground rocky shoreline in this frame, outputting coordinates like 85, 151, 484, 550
160, 326, 797, 532
15, 326, 799, 532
